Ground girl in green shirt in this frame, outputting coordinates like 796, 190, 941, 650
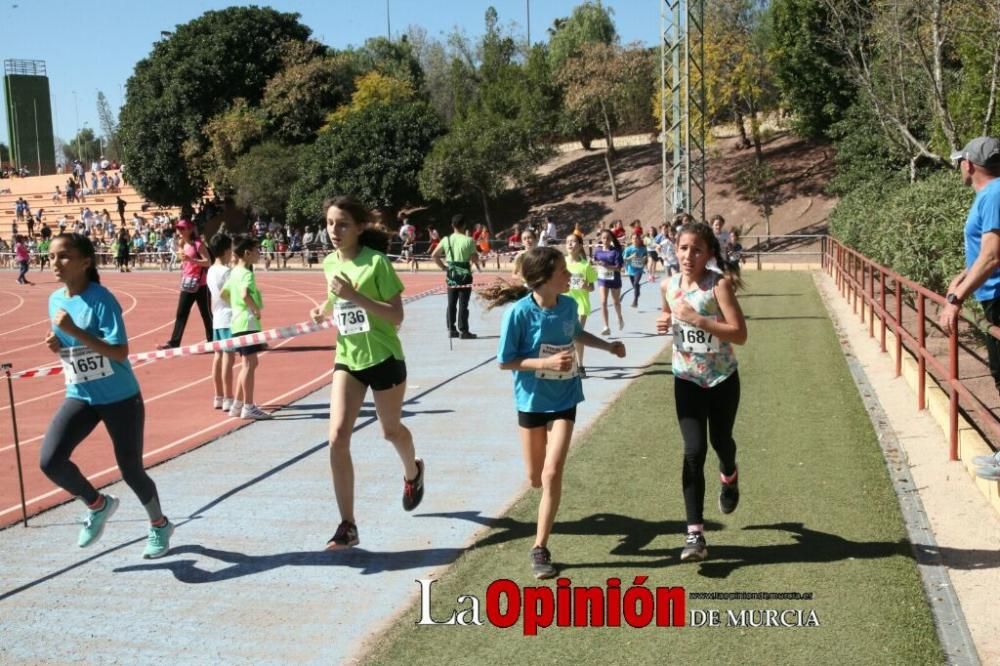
565, 231, 597, 375
309, 196, 424, 550
221, 236, 270, 420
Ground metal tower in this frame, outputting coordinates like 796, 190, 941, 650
660, 0, 706, 223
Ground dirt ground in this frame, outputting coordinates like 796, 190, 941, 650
498, 132, 837, 250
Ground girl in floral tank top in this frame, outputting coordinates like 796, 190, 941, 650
656, 221, 747, 564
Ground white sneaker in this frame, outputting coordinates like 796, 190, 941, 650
222, 398, 234, 412
228, 401, 244, 417
240, 404, 272, 420
600, 326, 611, 336
213, 396, 224, 409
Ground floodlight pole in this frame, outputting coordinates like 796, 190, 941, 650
661, 0, 706, 224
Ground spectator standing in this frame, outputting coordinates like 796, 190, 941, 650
157, 220, 212, 349
432, 214, 479, 339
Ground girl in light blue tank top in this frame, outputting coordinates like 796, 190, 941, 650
656, 222, 748, 563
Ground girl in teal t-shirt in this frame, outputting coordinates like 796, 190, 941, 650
41, 233, 174, 558
309, 195, 424, 551
483, 246, 626, 579
622, 233, 649, 308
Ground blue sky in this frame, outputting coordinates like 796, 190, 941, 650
0, 1, 662, 151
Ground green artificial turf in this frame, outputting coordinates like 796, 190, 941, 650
364, 272, 943, 666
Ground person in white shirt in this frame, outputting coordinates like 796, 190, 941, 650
540, 216, 558, 247
206, 233, 235, 411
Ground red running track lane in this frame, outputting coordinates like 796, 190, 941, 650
0, 270, 453, 527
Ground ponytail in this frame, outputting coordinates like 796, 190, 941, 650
322, 195, 390, 254
478, 278, 530, 310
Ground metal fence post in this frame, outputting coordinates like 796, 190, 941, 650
3, 363, 29, 527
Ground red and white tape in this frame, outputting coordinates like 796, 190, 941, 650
7, 283, 469, 380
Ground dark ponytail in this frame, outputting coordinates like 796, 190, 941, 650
57, 232, 101, 284
479, 246, 565, 310
322, 195, 389, 254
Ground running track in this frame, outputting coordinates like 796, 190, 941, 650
0, 269, 451, 528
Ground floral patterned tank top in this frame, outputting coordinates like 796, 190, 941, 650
666, 272, 738, 388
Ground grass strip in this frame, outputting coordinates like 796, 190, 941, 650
365, 272, 943, 665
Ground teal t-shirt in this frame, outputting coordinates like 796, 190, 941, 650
49, 283, 140, 405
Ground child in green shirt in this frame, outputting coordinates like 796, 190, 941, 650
222, 236, 270, 420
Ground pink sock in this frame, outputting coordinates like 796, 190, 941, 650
721, 469, 738, 484
687, 524, 704, 534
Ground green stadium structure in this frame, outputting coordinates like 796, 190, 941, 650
3, 59, 57, 176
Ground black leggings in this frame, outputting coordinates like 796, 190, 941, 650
675, 371, 740, 525
167, 284, 212, 347
628, 273, 643, 304
40, 394, 158, 506
447, 286, 471, 333
17, 260, 29, 283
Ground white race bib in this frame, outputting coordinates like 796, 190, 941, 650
536, 343, 578, 380
334, 301, 371, 336
672, 321, 721, 354
60, 346, 114, 385
569, 275, 586, 291
597, 266, 614, 280
630, 256, 645, 269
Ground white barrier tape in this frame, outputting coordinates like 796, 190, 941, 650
7, 283, 472, 380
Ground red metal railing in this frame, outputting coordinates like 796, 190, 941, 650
823, 237, 1000, 460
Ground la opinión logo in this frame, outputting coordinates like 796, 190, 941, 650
415, 576, 686, 635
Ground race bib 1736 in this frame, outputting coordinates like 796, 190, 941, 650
334, 301, 371, 336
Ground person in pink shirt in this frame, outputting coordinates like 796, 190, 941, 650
157, 220, 212, 349
15, 235, 33, 285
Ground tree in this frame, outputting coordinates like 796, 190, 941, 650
558, 42, 654, 198
547, 1, 617, 71
288, 100, 443, 224
346, 36, 424, 89
202, 98, 265, 194
419, 111, 549, 233
95, 91, 122, 162
259, 53, 356, 144
548, 1, 618, 147
62, 127, 102, 164
769, 0, 853, 139
326, 71, 415, 126
230, 142, 303, 221
119, 6, 311, 205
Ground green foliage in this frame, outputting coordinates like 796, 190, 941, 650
119, 6, 311, 205
547, 1, 617, 71
768, 0, 852, 139
346, 36, 424, 90
327, 71, 415, 126
259, 53, 356, 144
62, 127, 103, 164
229, 141, 303, 221
827, 97, 913, 196
287, 100, 443, 225
418, 111, 551, 231
202, 98, 265, 194
95, 91, 122, 162
829, 171, 971, 294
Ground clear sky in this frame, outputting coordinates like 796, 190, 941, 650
0, 0, 662, 152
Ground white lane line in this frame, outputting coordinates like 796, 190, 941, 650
0, 291, 26, 318
0, 368, 333, 518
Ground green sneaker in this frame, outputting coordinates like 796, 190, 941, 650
78, 494, 119, 548
143, 520, 175, 559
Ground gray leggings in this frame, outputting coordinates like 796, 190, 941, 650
40, 394, 158, 507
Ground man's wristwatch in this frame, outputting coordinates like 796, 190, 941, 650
946, 293, 962, 306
